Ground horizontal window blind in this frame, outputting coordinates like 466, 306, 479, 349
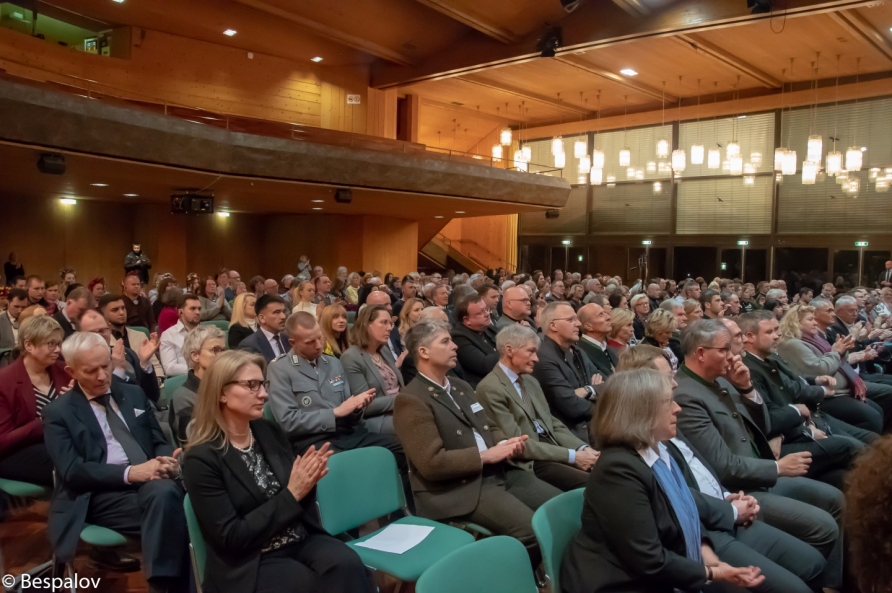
523, 134, 587, 181
520, 185, 588, 235
677, 176, 772, 234
592, 124, 673, 182
679, 112, 775, 177
590, 182, 671, 234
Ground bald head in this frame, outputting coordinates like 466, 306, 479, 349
263, 279, 279, 295
502, 285, 531, 321
366, 290, 391, 309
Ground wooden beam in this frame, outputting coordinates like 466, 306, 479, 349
828, 9, 892, 62
228, 0, 416, 66
420, 97, 533, 123
414, 0, 521, 44
458, 73, 595, 116
612, 0, 651, 17
553, 55, 674, 102
372, 0, 878, 89
672, 34, 782, 88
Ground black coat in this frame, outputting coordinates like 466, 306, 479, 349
121, 346, 161, 404
450, 323, 499, 388
182, 419, 327, 593
531, 336, 596, 443
228, 322, 256, 351
53, 308, 76, 339
560, 446, 709, 593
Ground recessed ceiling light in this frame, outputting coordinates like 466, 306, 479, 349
620, 68, 638, 76
434, 215, 444, 218
223, 29, 237, 36
217, 211, 230, 218
738, 115, 747, 119
312, 207, 323, 210
124, 193, 138, 197
311, 199, 324, 203
90, 183, 108, 187
455, 211, 465, 214
112, 0, 124, 3
60, 198, 77, 205
311, 56, 323, 63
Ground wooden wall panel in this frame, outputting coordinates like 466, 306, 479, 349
262, 215, 364, 281
367, 88, 398, 139
438, 214, 516, 271
361, 216, 418, 277
590, 245, 627, 279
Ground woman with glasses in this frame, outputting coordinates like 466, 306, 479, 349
0, 315, 69, 486
630, 293, 650, 341
200, 276, 232, 322
171, 325, 226, 443
183, 350, 375, 593
341, 304, 404, 434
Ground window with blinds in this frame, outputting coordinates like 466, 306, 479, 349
678, 112, 775, 178
592, 124, 673, 182
523, 134, 587, 182
778, 97, 892, 233
677, 176, 773, 234
519, 185, 588, 235
590, 182, 671, 234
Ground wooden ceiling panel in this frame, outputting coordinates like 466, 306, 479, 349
414, 0, 567, 42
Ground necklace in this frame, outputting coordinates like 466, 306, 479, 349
232, 428, 254, 452
370, 352, 382, 364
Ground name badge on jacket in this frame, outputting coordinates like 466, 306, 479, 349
470, 402, 484, 413
329, 375, 345, 387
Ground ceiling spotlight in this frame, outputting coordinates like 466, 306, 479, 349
455, 211, 465, 214
311, 200, 324, 203
311, 56, 323, 62
223, 29, 237, 36
536, 25, 562, 58
60, 198, 77, 205
217, 211, 230, 218
747, 0, 772, 14
620, 68, 638, 76
124, 193, 138, 197
90, 183, 108, 187
434, 215, 444, 218
112, 0, 124, 3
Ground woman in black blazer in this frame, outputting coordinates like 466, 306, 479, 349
560, 369, 763, 593
183, 350, 375, 593
227, 293, 258, 351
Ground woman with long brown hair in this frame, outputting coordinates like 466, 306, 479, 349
320, 303, 350, 358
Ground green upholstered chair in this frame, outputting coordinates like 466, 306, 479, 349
415, 536, 538, 593
129, 326, 151, 338
184, 495, 207, 592
315, 447, 474, 587
0, 478, 51, 499
160, 374, 188, 407
531, 488, 584, 593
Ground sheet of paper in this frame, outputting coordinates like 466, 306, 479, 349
354, 524, 435, 555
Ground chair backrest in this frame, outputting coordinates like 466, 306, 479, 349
416, 536, 537, 593
531, 488, 584, 593
315, 447, 405, 535
129, 326, 150, 338
346, 311, 356, 326
161, 374, 189, 406
183, 494, 207, 586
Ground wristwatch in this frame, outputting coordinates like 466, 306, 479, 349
585, 385, 596, 400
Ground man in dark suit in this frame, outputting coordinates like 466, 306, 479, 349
393, 320, 559, 567
576, 303, 615, 379
531, 302, 599, 443
646, 282, 662, 313
479, 284, 501, 327
451, 294, 499, 388
879, 260, 892, 288
78, 310, 161, 404
43, 332, 188, 592
0, 288, 27, 350
53, 286, 95, 339
238, 294, 289, 363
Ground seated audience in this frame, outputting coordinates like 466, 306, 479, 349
740, 283, 758, 313
182, 350, 375, 593
643, 308, 680, 371
700, 289, 723, 320
228, 292, 257, 351
52, 286, 95, 339
391, 275, 416, 319
561, 368, 764, 593
198, 276, 231, 321
171, 325, 225, 443
576, 303, 615, 379
479, 284, 501, 326
122, 272, 155, 331
450, 294, 499, 388
341, 305, 404, 434
319, 302, 349, 358
313, 274, 336, 306
397, 297, 425, 348
0, 316, 69, 486
630, 293, 649, 340
477, 324, 597, 491
393, 320, 559, 566
18, 304, 47, 325
266, 312, 405, 471
675, 279, 703, 305
496, 285, 536, 331
151, 277, 177, 320
365, 290, 403, 360
98, 293, 165, 378
159, 293, 202, 375
43, 281, 60, 315
763, 298, 784, 321
532, 302, 599, 443
25, 275, 47, 308
290, 279, 320, 317
344, 272, 361, 305
44, 332, 188, 590
430, 284, 449, 309
248, 275, 265, 298
607, 292, 628, 310
238, 295, 289, 363
607, 307, 635, 357
78, 309, 161, 404
720, 291, 741, 318
646, 282, 662, 312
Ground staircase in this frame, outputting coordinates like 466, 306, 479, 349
420, 233, 510, 274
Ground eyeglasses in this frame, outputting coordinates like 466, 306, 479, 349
202, 346, 225, 355
225, 379, 270, 392
552, 317, 579, 324
701, 346, 732, 354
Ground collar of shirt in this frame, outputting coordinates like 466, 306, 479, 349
418, 371, 450, 394
581, 334, 607, 350
174, 319, 190, 335
260, 326, 278, 342
744, 350, 764, 362
638, 442, 670, 469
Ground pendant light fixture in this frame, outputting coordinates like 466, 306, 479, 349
726, 76, 741, 161
519, 102, 531, 163
514, 150, 527, 172
579, 155, 591, 174
744, 162, 755, 185
656, 82, 670, 158
619, 95, 631, 166
806, 57, 822, 163
846, 176, 860, 194
781, 61, 797, 176
592, 92, 605, 170
730, 155, 743, 176
590, 167, 602, 185
775, 66, 789, 172
691, 79, 704, 165
574, 139, 587, 158
877, 177, 890, 192
500, 127, 512, 146
671, 76, 686, 172
846, 58, 863, 171
750, 153, 762, 166
708, 82, 721, 169
836, 169, 848, 185
646, 162, 657, 173
555, 151, 566, 169
826, 57, 842, 176
492, 107, 504, 161
653, 181, 662, 193
802, 160, 818, 184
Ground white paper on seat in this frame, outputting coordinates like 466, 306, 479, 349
354, 524, 435, 555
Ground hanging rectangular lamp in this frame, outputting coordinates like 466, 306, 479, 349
691, 144, 704, 165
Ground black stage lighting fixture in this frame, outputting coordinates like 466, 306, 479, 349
334, 188, 353, 204
560, 0, 581, 13
545, 209, 560, 219
171, 193, 214, 214
747, 0, 772, 14
37, 153, 65, 175
537, 25, 562, 58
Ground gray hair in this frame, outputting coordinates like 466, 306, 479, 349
405, 320, 450, 363
659, 299, 680, 312
61, 331, 109, 367
811, 297, 833, 311
452, 284, 476, 303
835, 295, 857, 309
766, 289, 786, 300
182, 325, 226, 370
501, 280, 516, 291
679, 319, 731, 356
419, 306, 448, 323
496, 324, 538, 356
540, 301, 574, 333
422, 282, 436, 298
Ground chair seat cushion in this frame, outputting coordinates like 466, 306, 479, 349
0, 478, 50, 498
80, 524, 128, 547
347, 516, 474, 582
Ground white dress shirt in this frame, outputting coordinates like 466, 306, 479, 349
670, 438, 737, 520
420, 372, 488, 453
581, 334, 607, 351
498, 363, 579, 463
159, 319, 190, 375
87, 391, 134, 483
261, 326, 285, 357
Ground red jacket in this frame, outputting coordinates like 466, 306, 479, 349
0, 357, 71, 458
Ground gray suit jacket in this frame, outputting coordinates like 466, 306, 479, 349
674, 367, 778, 492
476, 365, 585, 472
0, 311, 15, 350
776, 338, 848, 396
340, 345, 403, 434
267, 350, 359, 446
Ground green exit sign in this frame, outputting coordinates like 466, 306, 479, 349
855, 241, 869, 247
721, 263, 727, 270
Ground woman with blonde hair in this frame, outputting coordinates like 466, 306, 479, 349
397, 297, 425, 348
291, 280, 321, 318
320, 303, 349, 358
643, 308, 680, 370
344, 272, 361, 305
183, 350, 374, 593
683, 298, 703, 322
630, 293, 650, 341
608, 308, 636, 358
228, 292, 257, 350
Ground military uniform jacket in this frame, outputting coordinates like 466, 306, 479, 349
267, 350, 361, 443
393, 374, 507, 521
